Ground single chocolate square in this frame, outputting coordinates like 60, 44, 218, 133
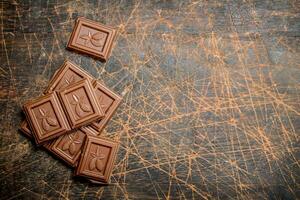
75, 135, 119, 183
23, 92, 71, 145
90, 81, 122, 133
67, 17, 117, 61
58, 79, 104, 129
49, 128, 85, 166
45, 60, 94, 93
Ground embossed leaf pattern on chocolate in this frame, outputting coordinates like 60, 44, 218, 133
90, 32, 106, 47
70, 94, 91, 117
98, 95, 108, 112
38, 108, 58, 131
59, 75, 75, 89
61, 132, 82, 155
89, 146, 105, 172
80, 31, 106, 47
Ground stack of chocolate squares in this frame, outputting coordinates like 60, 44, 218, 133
20, 17, 121, 184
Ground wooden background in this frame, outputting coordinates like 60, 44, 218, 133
0, 0, 299, 199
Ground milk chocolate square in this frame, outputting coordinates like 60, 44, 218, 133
75, 135, 119, 183
50, 128, 85, 166
67, 17, 117, 61
90, 81, 122, 133
23, 92, 71, 145
50, 127, 99, 167
58, 79, 104, 128
45, 60, 94, 93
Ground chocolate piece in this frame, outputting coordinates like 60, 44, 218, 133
67, 17, 117, 61
90, 81, 122, 133
20, 120, 32, 138
58, 79, 104, 129
23, 92, 71, 145
45, 60, 94, 93
50, 128, 85, 166
75, 135, 119, 183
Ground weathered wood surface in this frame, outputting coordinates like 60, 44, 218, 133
0, 0, 299, 199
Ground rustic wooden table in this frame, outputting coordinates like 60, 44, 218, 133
1, 1, 299, 199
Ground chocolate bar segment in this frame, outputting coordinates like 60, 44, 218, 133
75, 135, 119, 183
67, 17, 117, 61
50, 128, 85, 166
45, 60, 94, 93
58, 79, 104, 129
90, 81, 122, 133
23, 92, 71, 145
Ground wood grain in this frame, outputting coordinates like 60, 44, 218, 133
0, 0, 299, 199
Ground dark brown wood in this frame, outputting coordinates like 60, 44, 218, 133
0, 1, 299, 199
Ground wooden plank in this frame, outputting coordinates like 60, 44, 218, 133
0, 0, 299, 199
